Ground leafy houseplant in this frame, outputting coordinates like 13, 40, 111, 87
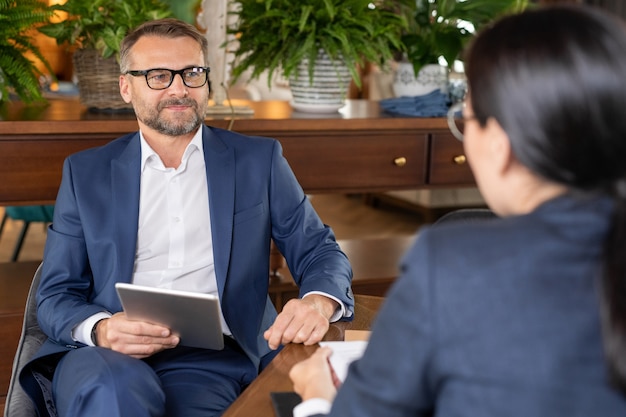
37, 0, 201, 111
38, 0, 174, 60
401, 0, 528, 75
0, 0, 54, 104
227, 0, 409, 90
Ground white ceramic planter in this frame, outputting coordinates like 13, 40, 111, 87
288, 51, 352, 113
392, 62, 448, 97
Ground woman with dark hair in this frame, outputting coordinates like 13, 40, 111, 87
289, 4, 626, 416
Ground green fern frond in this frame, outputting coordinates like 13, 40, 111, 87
0, 0, 53, 103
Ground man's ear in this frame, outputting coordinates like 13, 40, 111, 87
485, 117, 514, 175
119, 75, 132, 103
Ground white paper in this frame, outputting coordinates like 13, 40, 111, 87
319, 340, 368, 383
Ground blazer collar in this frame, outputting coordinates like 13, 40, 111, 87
202, 125, 236, 296
111, 133, 142, 283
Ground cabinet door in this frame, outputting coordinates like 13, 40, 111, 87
428, 132, 475, 186
278, 133, 429, 194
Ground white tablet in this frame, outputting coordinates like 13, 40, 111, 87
115, 282, 224, 350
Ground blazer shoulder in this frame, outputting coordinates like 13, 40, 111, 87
205, 125, 278, 149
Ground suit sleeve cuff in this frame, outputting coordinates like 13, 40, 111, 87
302, 291, 350, 322
71, 312, 113, 346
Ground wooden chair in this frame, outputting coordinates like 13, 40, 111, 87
351, 294, 385, 331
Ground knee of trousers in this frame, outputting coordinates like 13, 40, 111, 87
53, 347, 166, 417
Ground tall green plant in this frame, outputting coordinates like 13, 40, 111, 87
38, 0, 174, 59
228, 0, 408, 89
164, 0, 202, 25
402, 0, 528, 74
0, 0, 54, 103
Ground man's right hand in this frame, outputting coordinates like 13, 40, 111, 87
94, 312, 180, 358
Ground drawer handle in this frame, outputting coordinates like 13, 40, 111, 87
393, 157, 407, 167
453, 155, 467, 165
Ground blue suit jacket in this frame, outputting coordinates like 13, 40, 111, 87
320, 194, 626, 416
21, 125, 354, 415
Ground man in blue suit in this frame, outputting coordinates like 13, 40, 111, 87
19, 18, 353, 417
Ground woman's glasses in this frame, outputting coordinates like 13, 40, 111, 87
447, 101, 477, 141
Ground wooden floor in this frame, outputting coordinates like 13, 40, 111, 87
0, 194, 427, 263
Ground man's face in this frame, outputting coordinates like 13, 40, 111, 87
119, 35, 209, 137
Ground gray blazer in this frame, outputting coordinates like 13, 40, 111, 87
323, 194, 626, 416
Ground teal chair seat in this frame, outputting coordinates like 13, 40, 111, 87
0, 205, 54, 262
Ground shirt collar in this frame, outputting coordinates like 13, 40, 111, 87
139, 126, 204, 172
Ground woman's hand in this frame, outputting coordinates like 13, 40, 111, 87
289, 346, 339, 402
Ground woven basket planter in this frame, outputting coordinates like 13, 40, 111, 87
73, 48, 133, 112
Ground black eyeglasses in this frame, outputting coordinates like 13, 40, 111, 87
125, 66, 210, 90
447, 101, 477, 142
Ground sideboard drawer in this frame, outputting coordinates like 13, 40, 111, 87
279, 133, 429, 193
428, 132, 475, 186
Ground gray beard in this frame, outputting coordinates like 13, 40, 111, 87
140, 98, 203, 136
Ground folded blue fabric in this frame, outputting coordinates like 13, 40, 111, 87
380, 89, 450, 117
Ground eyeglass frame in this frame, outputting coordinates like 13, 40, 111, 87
447, 101, 478, 142
124, 66, 210, 90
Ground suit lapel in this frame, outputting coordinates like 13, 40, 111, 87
111, 133, 142, 283
202, 126, 235, 298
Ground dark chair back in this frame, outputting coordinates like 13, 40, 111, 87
4, 263, 45, 417
434, 208, 496, 225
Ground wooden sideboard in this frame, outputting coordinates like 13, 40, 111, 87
0, 98, 474, 205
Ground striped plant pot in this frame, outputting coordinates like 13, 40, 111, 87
288, 51, 352, 113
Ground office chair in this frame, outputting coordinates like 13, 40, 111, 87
4, 263, 45, 417
0, 205, 54, 262
434, 207, 496, 225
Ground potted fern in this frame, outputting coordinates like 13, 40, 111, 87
38, 0, 200, 111
0, 0, 53, 104
227, 0, 409, 112
393, 0, 528, 97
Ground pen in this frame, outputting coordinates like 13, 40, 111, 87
327, 356, 342, 389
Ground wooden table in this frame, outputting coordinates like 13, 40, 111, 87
0, 98, 474, 205
223, 294, 384, 417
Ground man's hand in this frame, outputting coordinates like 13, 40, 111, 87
264, 294, 339, 350
289, 346, 338, 402
94, 312, 179, 358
